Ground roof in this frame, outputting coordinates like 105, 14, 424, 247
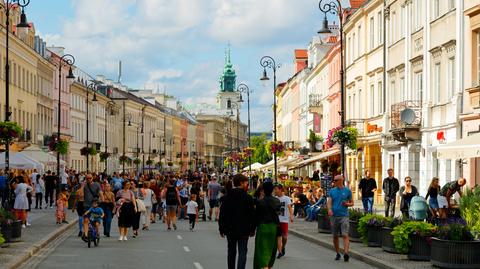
294, 49, 308, 59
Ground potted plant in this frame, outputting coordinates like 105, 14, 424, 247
358, 214, 389, 247
168, 161, 173, 167
431, 223, 480, 268
48, 134, 69, 155
460, 186, 480, 238
0, 208, 22, 242
156, 162, 163, 168
99, 152, 111, 162
133, 158, 141, 165
381, 217, 403, 253
307, 129, 323, 152
317, 207, 331, 233
119, 155, 128, 164
0, 121, 22, 144
266, 141, 285, 157
392, 221, 437, 261
348, 208, 364, 242
146, 159, 154, 166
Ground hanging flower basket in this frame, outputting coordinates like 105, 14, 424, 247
179, 161, 184, 166
326, 126, 359, 150
156, 162, 163, 167
242, 147, 254, 157
99, 152, 111, 162
119, 155, 129, 164
48, 135, 69, 155
167, 161, 173, 167
0, 122, 22, 144
80, 146, 97, 156
224, 156, 233, 167
188, 160, 194, 165
146, 159, 154, 166
133, 158, 141, 165
266, 141, 285, 157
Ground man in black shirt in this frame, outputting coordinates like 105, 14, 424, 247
44, 170, 56, 208
382, 168, 399, 217
358, 170, 377, 213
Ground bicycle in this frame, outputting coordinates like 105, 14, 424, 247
86, 220, 100, 248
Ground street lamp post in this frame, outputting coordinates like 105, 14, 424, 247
227, 101, 240, 172
85, 81, 99, 172
56, 54, 75, 178
317, 0, 346, 176
237, 83, 252, 177
103, 100, 116, 173
122, 109, 132, 174
4, 0, 31, 176
260, 56, 278, 181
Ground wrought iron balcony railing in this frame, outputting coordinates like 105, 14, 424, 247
308, 94, 322, 108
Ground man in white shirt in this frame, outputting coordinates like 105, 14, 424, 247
274, 184, 293, 259
30, 169, 39, 185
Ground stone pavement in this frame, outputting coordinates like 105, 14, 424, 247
0, 207, 77, 269
289, 218, 434, 269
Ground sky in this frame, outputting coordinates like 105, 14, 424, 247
27, 0, 325, 132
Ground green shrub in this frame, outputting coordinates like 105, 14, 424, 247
460, 186, 480, 239
392, 221, 437, 254
358, 214, 390, 244
348, 208, 364, 222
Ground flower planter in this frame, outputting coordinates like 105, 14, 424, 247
381, 227, 398, 253
431, 238, 480, 269
317, 213, 331, 234
366, 226, 383, 247
407, 234, 431, 261
1, 220, 22, 243
349, 220, 361, 242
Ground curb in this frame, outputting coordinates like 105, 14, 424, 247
289, 228, 405, 269
5, 219, 78, 269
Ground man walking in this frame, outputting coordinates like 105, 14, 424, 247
208, 174, 221, 221
358, 170, 377, 213
44, 170, 56, 208
327, 175, 353, 262
219, 174, 255, 269
274, 184, 293, 259
382, 168, 399, 217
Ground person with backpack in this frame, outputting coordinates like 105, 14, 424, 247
162, 179, 181, 230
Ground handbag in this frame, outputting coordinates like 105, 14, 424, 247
136, 198, 147, 212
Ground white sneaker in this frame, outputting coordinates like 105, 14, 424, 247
22, 224, 26, 228
123, 236, 128, 241
26, 222, 31, 227
118, 236, 123, 241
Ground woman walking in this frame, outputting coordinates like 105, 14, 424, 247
100, 183, 115, 237
425, 177, 440, 218
13, 176, 33, 228
162, 179, 180, 230
140, 181, 154, 230
254, 182, 280, 269
131, 182, 141, 238
399, 176, 419, 219
115, 181, 136, 241
34, 174, 44, 209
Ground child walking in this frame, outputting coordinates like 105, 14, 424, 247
186, 194, 198, 231
56, 187, 69, 224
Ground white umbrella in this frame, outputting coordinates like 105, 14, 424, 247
243, 162, 264, 171
0, 152, 44, 170
21, 145, 65, 171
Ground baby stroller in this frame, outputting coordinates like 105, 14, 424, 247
409, 196, 429, 221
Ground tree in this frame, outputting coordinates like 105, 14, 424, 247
250, 133, 272, 165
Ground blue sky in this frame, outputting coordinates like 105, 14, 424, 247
27, 0, 325, 132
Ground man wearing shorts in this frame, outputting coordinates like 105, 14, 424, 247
207, 175, 221, 221
274, 184, 293, 259
438, 177, 466, 219
327, 175, 353, 262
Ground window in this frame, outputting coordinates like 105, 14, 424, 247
448, 0, 455, 10
370, 17, 375, 50
348, 95, 352, 119
433, 0, 440, 19
400, 77, 405, 102
370, 84, 375, 117
477, 32, 480, 82
353, 33, 356, 59
378, 11, 383, 44
391, 11, 396, 43
400, 5, 405, 38
358, 89, 362, 118
414, 72, 423, 101
358, 25, 362, 55
434, 63, 441, 104
414, 0, 422, 30
348, 37, 352, 64
390, 81, 396, 107
447, 57, 455, 100
353, 93, 356, 118
378, 81, 383, 114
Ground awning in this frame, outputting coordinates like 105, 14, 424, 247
0, 152, 44, 170
242, 162, 263, 171
21, 145, 66, 171
437, 133, 480, 159
290, 149, 340, 170
259, 159, 275, 171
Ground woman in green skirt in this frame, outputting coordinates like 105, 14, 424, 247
254, 182, 281, 269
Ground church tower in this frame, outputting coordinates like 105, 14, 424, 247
217, 46, 241, 113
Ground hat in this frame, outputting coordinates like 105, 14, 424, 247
211, 173, 216, 177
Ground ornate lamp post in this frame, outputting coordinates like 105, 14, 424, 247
122, 111, 132, 174
85, 81, 100, 172
4, 0, 31, 175
56, 54, 75, 178
103, 100, 116, 173
260, 56, 278, 181
317, 0, 346, 175
237, 83, 252, 177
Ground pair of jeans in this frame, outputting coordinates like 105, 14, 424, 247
45, 187, 54, 207
188, 213, 196, 229
385, 198, 396, 217
103, 208, 112, 236
35, 193, 43, 208
0, 187, 6, 208
362, 197, 374, 213
227, 235, 249, 269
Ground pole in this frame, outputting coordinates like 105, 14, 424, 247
163, 114, 167, 172
338, 4, 346, 177
136, 126, 139, 175
247, 88, 251, 179
122, 101, 126, 174
86, 86, 89, 172
236, 108, 240, 172
141, 109, 145, 175
5, 3, 10, 175
57, 64, 62, 179
104, 103, 109, 173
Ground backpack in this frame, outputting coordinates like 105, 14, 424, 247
166, 187, 177, 206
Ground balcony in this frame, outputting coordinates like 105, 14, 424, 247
308, 94, 323, 113
466, 81, 480, 111
390, 100, 422, 142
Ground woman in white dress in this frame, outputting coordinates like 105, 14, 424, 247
13, 176, 33, 228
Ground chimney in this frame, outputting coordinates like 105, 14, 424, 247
294, 49, 308, 73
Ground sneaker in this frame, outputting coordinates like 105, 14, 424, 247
276, 252, 284, 259
208, 216, 212, 221
123, 236, 128, 241
26, 222, 31, 227
335, 253, 341, 261
173, 224, 177, 230
344, 254, 350, 262
78, 231, 82, 237
82, 235, 88, 242
62, 220, 69, 224
22, 224, 26, 228
118, 236, 123, 241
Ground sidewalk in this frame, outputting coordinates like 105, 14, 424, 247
289, 217, 433, 269
0, 207, 77, 269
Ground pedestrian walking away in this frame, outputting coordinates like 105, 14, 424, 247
382, 168, 399, 217
328, 175, 353, 262
219, 174, 255, 269
163, 179, 181, 230
273, 184, 293, 259
186, 193, 199, 231
208, 174, 221, 221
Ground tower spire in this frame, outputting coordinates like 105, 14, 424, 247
227, 42, 231, 64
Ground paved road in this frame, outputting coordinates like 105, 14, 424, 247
31, 219, 376, 269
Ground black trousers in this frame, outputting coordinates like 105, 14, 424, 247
227, 235, 248, 269
188, 214, 196, 229
35, 193, 43, 208
45, 188, 54, 206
